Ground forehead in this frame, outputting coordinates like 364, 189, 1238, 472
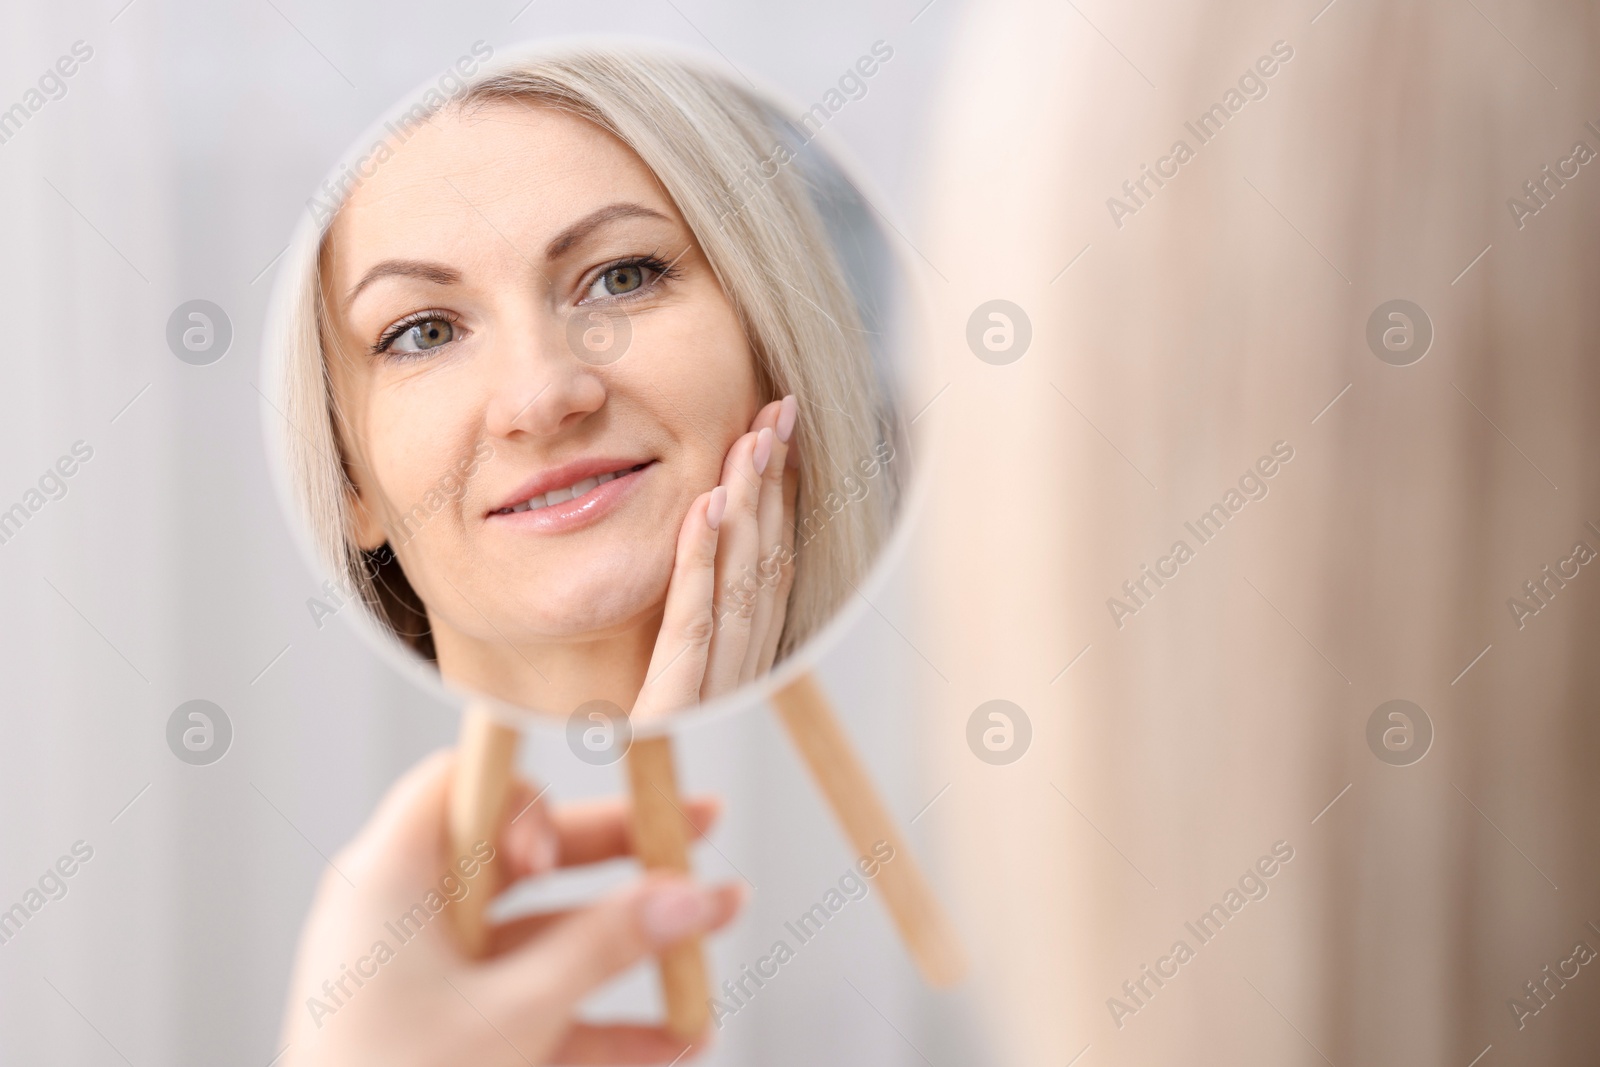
324, 100, 675, 278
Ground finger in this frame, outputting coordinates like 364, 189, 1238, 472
486, 877, 744, 1021
491, 777, 562, 889
701, 430, 764, 698
737, 401, 785, 682
756, 462, 800, 675
487, 797, 721, 955
633, 489, 722, 724
742, 396, 795, 681
486, 908, 571, 955
486, 863, 733, 956
549, 1023, 707, 1066
552, 795, 722, 868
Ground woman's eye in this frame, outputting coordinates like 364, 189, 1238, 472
389, 318, 455, 353
589, 264, 648, 300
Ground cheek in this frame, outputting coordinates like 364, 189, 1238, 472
369, 427, 438, 514
631, 295, 762, 466
363, 377, 480, 521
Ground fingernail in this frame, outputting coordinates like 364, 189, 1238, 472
753, 427, 773, 476
776, 394, 797, 443
640, 881, 715, 946
706, 486, 727, 531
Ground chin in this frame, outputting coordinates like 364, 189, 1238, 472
504, 562, 671, 642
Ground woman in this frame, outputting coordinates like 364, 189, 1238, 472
265, 46, 899, 1064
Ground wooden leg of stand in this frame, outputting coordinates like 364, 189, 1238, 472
772, 672, 967, 986
448, 705, 519, 957
626, 734, 711, 1039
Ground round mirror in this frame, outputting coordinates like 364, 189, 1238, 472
260, 40, 929, 736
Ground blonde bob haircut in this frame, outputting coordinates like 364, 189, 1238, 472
266, 44, 900, 669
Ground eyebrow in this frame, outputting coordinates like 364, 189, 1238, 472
342, 203, 673, 307
544, 202, 673, 258
345, 260, 462, 307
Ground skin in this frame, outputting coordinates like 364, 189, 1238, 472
285, 102, 803, 1063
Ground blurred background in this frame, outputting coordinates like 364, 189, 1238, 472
920, 1, 1600, 1064
4, 0, 1599, 1064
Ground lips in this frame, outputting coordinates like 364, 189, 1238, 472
488, 458, 655, 516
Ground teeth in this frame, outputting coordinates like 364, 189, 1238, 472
506, 465, 639, 514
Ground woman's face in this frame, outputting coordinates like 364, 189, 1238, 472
321, 101, 760, 656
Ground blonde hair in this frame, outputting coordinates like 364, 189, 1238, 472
265, 45, 898, 667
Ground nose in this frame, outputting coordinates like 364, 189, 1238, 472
484, 314, 607, 439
